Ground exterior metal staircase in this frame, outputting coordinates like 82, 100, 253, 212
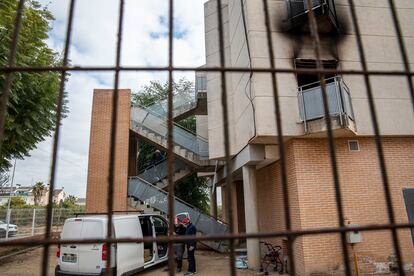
138, 157, 192, 189
127, 75, 228, 252
145, 89, 207, 122
130, 105, 215, 170
127, 176, 229, 252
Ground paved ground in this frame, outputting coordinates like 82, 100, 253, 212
0, 247, 267, 275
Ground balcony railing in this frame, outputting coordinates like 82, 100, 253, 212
286, 0, 339, 32
298, 76, 355, 133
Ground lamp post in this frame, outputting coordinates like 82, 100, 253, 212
5, 159, 17, 240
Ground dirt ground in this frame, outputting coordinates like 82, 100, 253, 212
0, 247, 268, 275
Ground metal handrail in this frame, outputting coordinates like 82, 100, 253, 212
288, 0, 326, 21
298, 75, 337, 91
128, 176, 228, 226
132, 104, 208, 142
297, 76, 355, 127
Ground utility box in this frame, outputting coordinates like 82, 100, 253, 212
346, 224, 362, 244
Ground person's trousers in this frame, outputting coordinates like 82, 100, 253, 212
187, 248, 196, 273
175, 244, 185, 269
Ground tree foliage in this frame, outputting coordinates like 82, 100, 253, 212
9, 196, 26, 208
132, 79, 210, 213
32, 181, 46, 205
0, 0, 68, 171
62, 195, 77, 209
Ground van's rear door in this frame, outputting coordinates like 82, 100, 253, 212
77, 219, 106, 274
113, 216, 144, 276
60, 219, 82, 273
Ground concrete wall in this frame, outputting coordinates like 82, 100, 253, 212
256, 137, 414, 275
85, 89, 131, 212
205, 0, 414, 159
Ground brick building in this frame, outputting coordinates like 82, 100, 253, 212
85, 0, 414, 274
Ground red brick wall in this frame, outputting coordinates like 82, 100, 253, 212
86, 89, 131, 212
256, 141, 306, 275
256, 137, 414, 275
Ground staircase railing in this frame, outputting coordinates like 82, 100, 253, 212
128, 177, 228, 252
138, 157, 188, 185
145, 91, 197, 119
130, 105, 209, 159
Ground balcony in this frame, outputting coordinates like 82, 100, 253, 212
286, 0, 339, 33
298, 76, 356, 135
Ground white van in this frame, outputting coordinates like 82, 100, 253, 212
55, 214, 169, 276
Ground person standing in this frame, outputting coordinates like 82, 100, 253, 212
183, 217, 197, 276
174, 217, 186, 273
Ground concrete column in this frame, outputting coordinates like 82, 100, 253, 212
242, 165, 261, 270
221, 186, 228, 223
230, 182, 239, 235
209, 181, 218, 218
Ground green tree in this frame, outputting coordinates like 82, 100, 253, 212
9, 196, 26, 208
32, 181, 46, 205
174, 174, 210, 213
0, 0, 68, 171
62, 195, 77, 209
132, 79, 210, 213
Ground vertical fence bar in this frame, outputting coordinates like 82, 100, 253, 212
261, 0, 296, 274
5, 208, 11, 240
0, 0, 25, 149
167, 0, 176, 274
31, 209, 36, 236
346, 0, 405, 274
305, 0, 352, 274
41, 0, 76, 275
215, 0, 236, 275
106, 0, 125, 274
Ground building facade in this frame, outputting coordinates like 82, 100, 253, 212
203, 0, 414, 274
84, 0, 414, 274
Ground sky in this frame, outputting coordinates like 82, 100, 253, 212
9, 0, 208, 198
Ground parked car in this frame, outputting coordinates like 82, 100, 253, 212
55, 214, 169, 276
0, 220, 18, 237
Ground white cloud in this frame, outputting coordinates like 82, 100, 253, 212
11, 0, 208, 198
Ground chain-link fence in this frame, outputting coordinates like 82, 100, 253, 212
0, 208, 84, 239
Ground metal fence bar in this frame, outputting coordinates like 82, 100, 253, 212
31, 209, 36, 236
346, 0, 406, 274
1, 221, 414, 246
167, 0, 176, 274
0, 0, 412, 275
216, 0, 236, 275
305, 0, 352, 274
105, 0, 125, 274
261, 0, 296, 274
41, 1, 76, 275
1, 65, 414, 76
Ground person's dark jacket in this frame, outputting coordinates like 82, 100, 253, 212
185, 223, 197, 248
175, 224, 186, 236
